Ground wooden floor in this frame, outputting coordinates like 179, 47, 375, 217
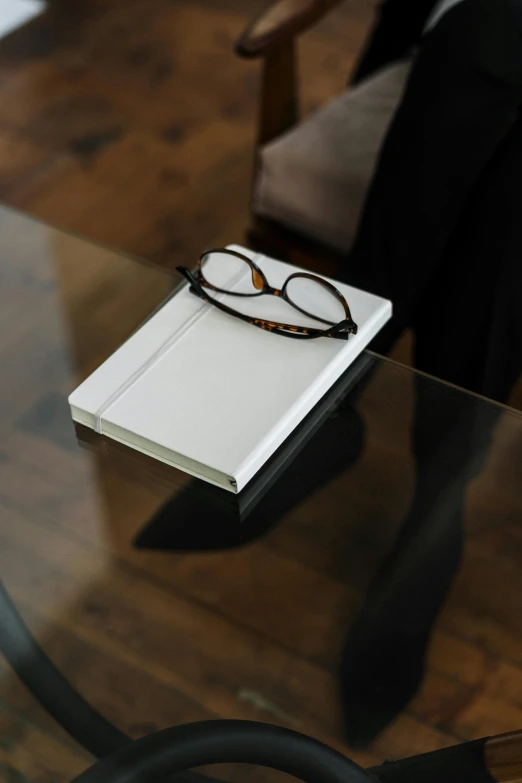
0, 2, 522, 782
0, 0, 370, 266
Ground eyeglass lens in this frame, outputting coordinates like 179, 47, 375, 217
201, 251, 259, 294
285, 276, 345, 324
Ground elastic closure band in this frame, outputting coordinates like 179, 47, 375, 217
94, 303, 204, 433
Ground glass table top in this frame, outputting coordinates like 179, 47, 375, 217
1, 204, 522, 781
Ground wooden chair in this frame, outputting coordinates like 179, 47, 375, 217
234, 0, 412, 276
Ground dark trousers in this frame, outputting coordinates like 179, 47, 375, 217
351, 0, 439, 85
346, 0, 522, 404
337, 0, 522, 746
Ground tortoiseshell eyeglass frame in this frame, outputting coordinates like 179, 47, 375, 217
176, 248, 358, 341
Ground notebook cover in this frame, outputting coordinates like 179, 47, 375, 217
69, 246, 392, 492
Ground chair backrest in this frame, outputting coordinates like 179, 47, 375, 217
253, 62, 411, 253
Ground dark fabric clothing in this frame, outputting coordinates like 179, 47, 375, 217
352, 0, 522, 86
351, 0, 438, 83
336, 6, 522, 743
413, 107, 522, 400
343, 0, 522, 403
471, 0, 522, 84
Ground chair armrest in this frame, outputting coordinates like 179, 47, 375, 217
236, 0, 345, 58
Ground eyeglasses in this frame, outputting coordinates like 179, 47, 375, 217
176, 248, 358, 340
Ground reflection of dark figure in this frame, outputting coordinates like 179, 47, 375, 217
338, 0, 522, 747
339, 380, 500, 746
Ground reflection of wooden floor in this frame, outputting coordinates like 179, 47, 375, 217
1, 222, 522, 782
0, 2, 522, 781
1, 361, 522, 782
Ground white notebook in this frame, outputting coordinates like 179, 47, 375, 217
69, 246, 391, 493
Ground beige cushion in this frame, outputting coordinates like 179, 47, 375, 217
253, 61, 411, 253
